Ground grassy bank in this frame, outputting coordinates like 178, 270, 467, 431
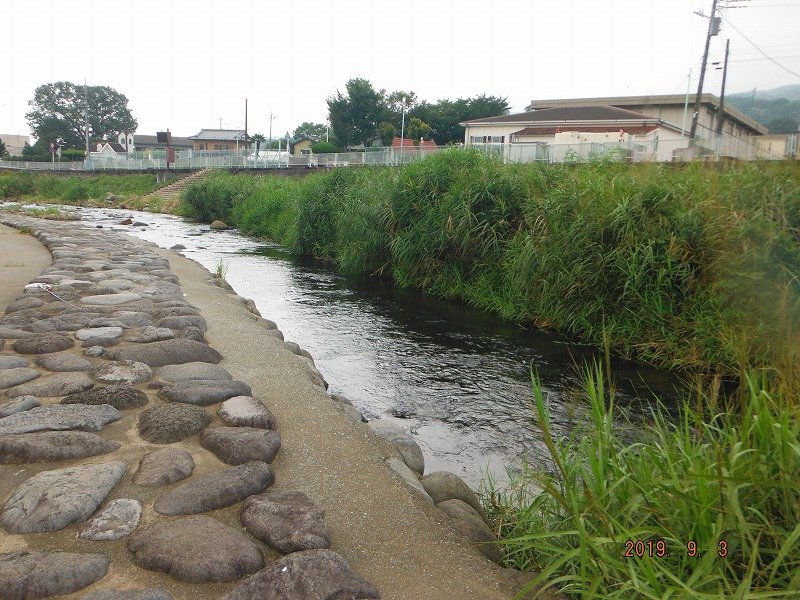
0, 171, 162, 210
484, 365, 800, 598
182, 150, 800, 374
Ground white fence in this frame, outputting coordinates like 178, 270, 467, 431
1, 134, 796, 172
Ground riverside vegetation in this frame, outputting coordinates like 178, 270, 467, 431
180, 151, 800, 598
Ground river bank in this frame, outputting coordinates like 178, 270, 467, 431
0, 216, 538, 599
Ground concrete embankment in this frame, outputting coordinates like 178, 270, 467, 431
0, 216, 544, 599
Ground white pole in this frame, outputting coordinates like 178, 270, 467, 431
399, 109, 406, 163
682, 68, 692, 138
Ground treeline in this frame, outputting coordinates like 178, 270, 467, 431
181, 152, 800, 373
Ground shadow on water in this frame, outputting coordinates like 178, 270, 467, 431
80, 208, 685, 487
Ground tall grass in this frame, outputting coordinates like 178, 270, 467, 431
0, 172, 159, 200
180, 152, 800, 372
483, 364, 800, 598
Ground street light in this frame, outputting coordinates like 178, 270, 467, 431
399, 108, 407, 160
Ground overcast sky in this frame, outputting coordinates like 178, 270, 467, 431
3, 0, 799, 141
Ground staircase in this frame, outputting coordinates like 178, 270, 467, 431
145, 168, 215, 202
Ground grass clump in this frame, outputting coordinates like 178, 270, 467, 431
484, 365, 800, 598
0, 172, 159, 202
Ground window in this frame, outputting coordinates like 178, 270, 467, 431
470, 135, 505, 144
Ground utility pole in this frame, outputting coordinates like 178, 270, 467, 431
715, 38, 730, 137
84, 81, 90, 159
689, 0, 720, 140
244, 98, 248, 150
268, 112, 275, 146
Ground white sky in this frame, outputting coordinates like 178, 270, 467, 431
3, 0, 800, 140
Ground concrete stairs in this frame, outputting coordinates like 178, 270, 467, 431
145, 168, 215, 202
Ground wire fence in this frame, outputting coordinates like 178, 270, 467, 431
1, 134, 796, 172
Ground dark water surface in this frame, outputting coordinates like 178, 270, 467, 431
79, 208, 680, 487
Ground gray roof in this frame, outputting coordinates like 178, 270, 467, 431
188, 129, 247, 141
464, 105, 660, 125
133, 134, 192, 148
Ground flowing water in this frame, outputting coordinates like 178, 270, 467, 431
77, 207, 680, 488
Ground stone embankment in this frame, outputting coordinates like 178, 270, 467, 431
0, 215, 540, 600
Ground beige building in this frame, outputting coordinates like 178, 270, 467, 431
0, 134, 30, 157
292, 138, 314, 156
188, 129, 250, 152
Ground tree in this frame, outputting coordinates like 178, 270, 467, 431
251, 133, 265, 153
327, 78, 389, 148
412, 95, 510, 145
377, 122, 397, 146
26, 81, 137, 149
405, 117, 431, 143
0, 139, 6, 159
292, 122, 329, 142
312, 141, 338, 154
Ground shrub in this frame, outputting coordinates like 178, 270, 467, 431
311, 141, 338, 154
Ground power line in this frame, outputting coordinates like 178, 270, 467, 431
720, 13, 800, 77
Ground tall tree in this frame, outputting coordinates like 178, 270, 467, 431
250, 133, 265, 153
26, 81, 137, 149
406, 117, 432, 143
327, 78, 388, 148
412, 95, 510, 145
0, 139, 6, 159
292, 122, 329, 142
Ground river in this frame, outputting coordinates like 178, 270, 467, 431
78, 207, 679, 488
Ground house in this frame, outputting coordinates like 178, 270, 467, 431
88, 142, 128, 160
292, 137, 315, 156
187, 129, 250, 152
0, 134, 30, 157
119, 133, 192, 152
391, 137, 438, 151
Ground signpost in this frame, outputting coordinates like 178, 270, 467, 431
157, 131, 174, 171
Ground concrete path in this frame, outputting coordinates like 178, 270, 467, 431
0, 223, 51, 313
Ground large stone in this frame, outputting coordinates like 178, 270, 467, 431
155, 315, 208, 332
437, 499, 502, 563
36, 352, 93, 372
5, 372, 93, 398
5, 296, 44, 313
28, 313, 104, 333
128, 326, 175, 343
200, 427, 281, 465
79, 589, 174, 600
218, 396, 276, 430
0, 327, 31, 340
0, 356, 29, 369
241, 491, 330, 553
221, 549, 380, 600
156, 362, 232, 382
107, 339, 222, 368
12, 333, 74, 354
137, 403, 211, 444
368, 419, 425, 476
154, 461, 274, 515
0, 551, 110, 599
0, 403, 121, 434
79, 498, 142, 540
385, 457, 433, 503
80, 292, 142, 306
128, 515, 263, 583
75, 327, 125, 346
1, 461, 127, 533
0, 367, 41, 389
61, 385, 149, 410
210, 220, 229, 230
133, 447, 195, 486
0, 431, 120, 463
421, 471, 491, 526
0, 395, 41, 418
91, 361, 153, 385
159, 380, 252, 406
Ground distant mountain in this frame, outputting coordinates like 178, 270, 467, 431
727, 85, 800, 133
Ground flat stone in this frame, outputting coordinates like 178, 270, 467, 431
0, 395, 41, 418
154, 461, 274, 515
87, 318, 127, 329
159, 380, 252, 406
95, 278, 133, 292
368, 419, 425, 476
128, 326, 175, 343
0, 367, 41, 389
0, 551, 110, 599
2, 461, 127, 533
79, 498, 142, 540
107, 339, 222, 368
109, 311, 152, 327
0, 327, 31, 339
76, 326, 125, 346
437, 499, 502, 563
421, 471, 491, 526
29, 313, 104, 333
221, 549, 380, 600
133, 447, 195, 486
386, 457, 433, 504
5, 372, 94, 398
61, 385, 149, 410
79, 589, 174, 600
36, 351, 93, 372
0, 431, 120, 463
179, 327, 207, 343
128, 515, 263, 583
137, 403, 211, 443
0, 356, 29, 369
218, 396, 276, 429
5, 296, 44, 313
80, 292, 142, 306
12, 333, 74, 354
155, 315, 208, 332
156, 362, 232, 382
200, 427, 281, 465
92, 361, 153, 385
155, 305, 200, 318
0, 404, 121, 434
241, 491, 330, 553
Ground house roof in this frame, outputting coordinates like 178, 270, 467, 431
512, 125, 660, 136
133, 134, 192, 148
525, 94, 768, 135
464, 105, 660, 125
391, 136, 438, 149
188, 129, 247, 141
106, 142, 127, 153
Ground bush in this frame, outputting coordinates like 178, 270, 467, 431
311, 141, 338, 154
